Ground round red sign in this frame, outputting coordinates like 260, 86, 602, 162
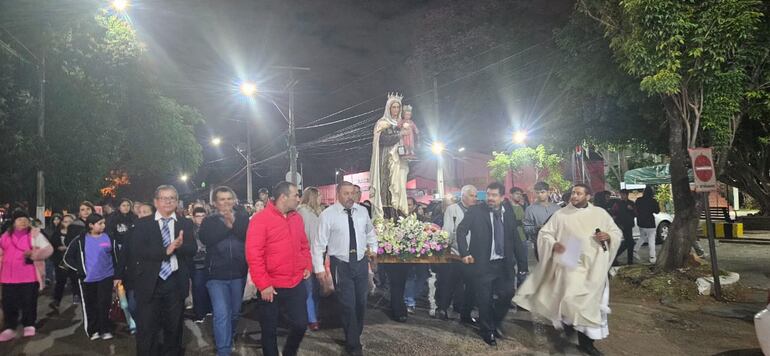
693, 154, 713, 182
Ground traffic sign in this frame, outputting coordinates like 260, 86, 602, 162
286, 172, 302, 185
688, 148, 717, 192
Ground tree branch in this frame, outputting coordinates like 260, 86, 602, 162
577, 0, 618, 31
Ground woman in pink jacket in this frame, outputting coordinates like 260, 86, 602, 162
0, 210, 53, 341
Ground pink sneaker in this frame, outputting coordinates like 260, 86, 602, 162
22, 327, 35, 337
0, 329, 17, 342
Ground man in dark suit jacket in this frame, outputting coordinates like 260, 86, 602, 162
128, 185, 196, 356
456, 182, 523, 346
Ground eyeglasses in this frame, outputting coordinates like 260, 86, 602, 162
156, 196, 177, 203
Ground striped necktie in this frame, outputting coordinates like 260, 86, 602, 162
159, 217, 173, 280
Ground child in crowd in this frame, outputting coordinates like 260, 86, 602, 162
64, 213, 118, 340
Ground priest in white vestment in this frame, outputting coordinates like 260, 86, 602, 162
513, 184, 621, 356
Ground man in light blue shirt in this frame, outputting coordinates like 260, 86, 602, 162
523, 182, 561, 261
313, 181, 377, 356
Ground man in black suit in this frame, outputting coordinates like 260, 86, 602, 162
456, 182, 523, 346
129, 185, 196, 355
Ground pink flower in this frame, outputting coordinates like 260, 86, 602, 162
378, 247, 385, 254
436, 245, 443, 251
409, 248, 416, 253
420, 248, 427, 254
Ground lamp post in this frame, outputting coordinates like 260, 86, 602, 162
240, 81, 256, 204
431, 142, 445, 198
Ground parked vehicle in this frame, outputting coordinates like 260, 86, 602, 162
632, 212, 673, 245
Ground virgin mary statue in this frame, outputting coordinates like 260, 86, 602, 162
369, 93, 409, 219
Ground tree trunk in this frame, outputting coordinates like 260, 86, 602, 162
722, 154, 770, 216
657, 104, 699, 272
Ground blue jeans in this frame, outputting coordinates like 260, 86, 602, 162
404, 265, 430, 307
304, 277, 318, 323
207, 278, 246, 356
126, 289, 137, 318
191, 268, 211, 320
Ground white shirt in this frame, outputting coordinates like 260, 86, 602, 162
155, 211, 179, 272
489, 206, 505, 261
313, 203, 377, 273
443, 202, 470, 255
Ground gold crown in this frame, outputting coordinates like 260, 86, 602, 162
387, 92, 403, 101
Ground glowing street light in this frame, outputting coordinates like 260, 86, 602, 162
111, 0, 129, 12
431, 141, 445, 155
240, 81, 258, 97
179, 174, 189, 182
458, 146, 466, 153
211, 137, 222, 146
512, 130, 528, 145
430, 141, 446, 198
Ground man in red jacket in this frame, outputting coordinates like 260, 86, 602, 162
246, 181, 312, 356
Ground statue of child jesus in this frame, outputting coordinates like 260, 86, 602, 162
398, 105, 419, 160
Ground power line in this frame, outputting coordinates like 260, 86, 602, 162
296, 107, 380, 130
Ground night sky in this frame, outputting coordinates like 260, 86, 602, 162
109, 0, 571, 194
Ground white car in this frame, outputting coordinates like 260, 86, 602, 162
632, 212, 673, 245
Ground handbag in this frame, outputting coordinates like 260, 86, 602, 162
109, 293, 125, 323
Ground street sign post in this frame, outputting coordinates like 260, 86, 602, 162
688, 147, 722, 300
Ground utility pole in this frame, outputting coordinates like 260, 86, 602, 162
272, 66, 310, 185
288, 70, 297, 185
246, 121, 253, 204
35, 56, 45, 225
433, 74, 444, 198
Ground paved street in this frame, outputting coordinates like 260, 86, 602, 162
0, 240, 767, 356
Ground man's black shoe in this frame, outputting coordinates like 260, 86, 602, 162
460, 316, 478, 327
346, 347, 364, 356
481, 332, 497, 346
577, 344, 603, 356
578, 332, 603, 356
435, 309, 449, 320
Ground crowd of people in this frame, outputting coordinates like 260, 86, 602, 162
0, 180, 665, 355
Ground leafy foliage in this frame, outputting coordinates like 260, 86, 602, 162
0, 6, 203, 210
488, 145, 571, 191
576, 0, 766, 270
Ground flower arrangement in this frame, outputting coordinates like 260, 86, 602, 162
375, 214, 450, 261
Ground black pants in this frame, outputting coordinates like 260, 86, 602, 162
81, 277, 113, 336
135, 276, 186, 356
384, 263, 412, 319
1, 282, 39, 329
513, 236, 528, 274
616, 226, 635, 264
257, 282, 307, 356
473, 260, 514, 334
330, 256, 369, 353
53, 265, 80, 303
433, 262, 473, 317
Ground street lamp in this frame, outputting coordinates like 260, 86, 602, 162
239, 81, 257, 204
240, 81, 257, 98
431, 141, 446, 198
211, 137, 222, 146
458, 146, 466, 153
431, 141, 445, 155
111, 0, 129, 12
179, 174, 189, 182
513, 130, 528, 145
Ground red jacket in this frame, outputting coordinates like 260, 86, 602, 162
246, 202, 311, 290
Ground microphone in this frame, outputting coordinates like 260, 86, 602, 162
596, 228, 607, 252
